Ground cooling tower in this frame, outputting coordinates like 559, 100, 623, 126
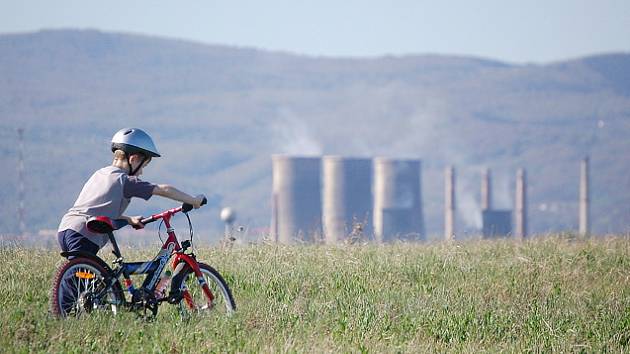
271, 156, 322, 244
482, 210, 512, 238
322, 157, 372, 244
373, 158, 424, 242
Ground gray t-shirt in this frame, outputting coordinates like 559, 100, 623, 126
58, 165, 155, 247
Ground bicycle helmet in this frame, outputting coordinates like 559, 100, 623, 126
111, 128, 160, 176
111, 128, 161, 158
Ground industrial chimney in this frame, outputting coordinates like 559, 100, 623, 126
579, 157, 590, 237
481, 167, 491, 211
444, 166, 455, 240
514, 168, 527, 238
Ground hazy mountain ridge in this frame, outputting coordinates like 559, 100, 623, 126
1, 29, 628, 238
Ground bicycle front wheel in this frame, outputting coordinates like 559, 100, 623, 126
49, 257, 123, 318
177, 262, 236, 317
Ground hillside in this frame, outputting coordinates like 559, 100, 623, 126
0, 29, 628, 238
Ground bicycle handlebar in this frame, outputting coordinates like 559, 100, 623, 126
139, 197, 207, 226
139, 216, 157, 226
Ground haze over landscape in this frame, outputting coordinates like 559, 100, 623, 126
1, 30, 628, 240
2, 3, 630, 353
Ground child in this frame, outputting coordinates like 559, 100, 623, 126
57, 128, 205, 256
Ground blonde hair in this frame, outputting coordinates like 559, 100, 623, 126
112, 149, 129, 168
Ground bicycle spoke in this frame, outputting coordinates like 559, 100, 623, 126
52, 260, 122, 318
176, 264, 235, 317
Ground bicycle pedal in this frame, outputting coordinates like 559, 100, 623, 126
166, 290, 183, 304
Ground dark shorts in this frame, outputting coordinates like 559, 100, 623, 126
57, 229, 100, 257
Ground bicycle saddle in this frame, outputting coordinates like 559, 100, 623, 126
87, 216, 129, 234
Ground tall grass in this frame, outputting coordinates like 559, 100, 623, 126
1, 236, 629, 352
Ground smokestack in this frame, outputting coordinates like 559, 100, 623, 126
481, 168, 491, 211
322, 157, 372, 244
271, 156, 322, 244
444, 166, 455, 240
373, 158, 424, 242
579, 157, 590, 237
514, 168, 527, 238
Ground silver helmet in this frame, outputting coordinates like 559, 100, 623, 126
111, 128, 161, 158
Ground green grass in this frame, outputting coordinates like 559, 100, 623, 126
1, 236, 629, 352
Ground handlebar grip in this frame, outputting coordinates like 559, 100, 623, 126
182, 197, 207, 213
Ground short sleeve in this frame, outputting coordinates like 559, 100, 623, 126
123, 176, 156, 200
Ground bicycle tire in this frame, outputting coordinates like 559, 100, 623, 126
175, 262, 236, 316
49, 257, 124, 318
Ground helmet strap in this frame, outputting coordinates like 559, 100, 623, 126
127, 154, 147, 176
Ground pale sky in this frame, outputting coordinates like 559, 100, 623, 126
1, 0, 629, 63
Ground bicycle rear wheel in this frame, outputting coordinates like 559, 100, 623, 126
176, 262, 236, 317
50, 257, 123, 318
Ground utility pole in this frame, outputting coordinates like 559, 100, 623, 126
17, 128, 26, 237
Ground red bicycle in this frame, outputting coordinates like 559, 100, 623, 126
50, 199, 236, 318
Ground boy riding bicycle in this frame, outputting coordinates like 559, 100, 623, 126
57, 128, 205, 256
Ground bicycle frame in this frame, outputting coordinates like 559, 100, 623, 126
106, 205, 214, 309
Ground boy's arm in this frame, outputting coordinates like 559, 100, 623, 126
152, 184, 205, 208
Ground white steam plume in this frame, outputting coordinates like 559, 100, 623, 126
271, 107, 322, 155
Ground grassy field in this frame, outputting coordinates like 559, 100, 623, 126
1, 236, 629, 353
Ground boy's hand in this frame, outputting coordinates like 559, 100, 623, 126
192, 194, 206, 209
128, 215, 145, 229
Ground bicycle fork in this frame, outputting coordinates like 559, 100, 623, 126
174, 254, 215, 310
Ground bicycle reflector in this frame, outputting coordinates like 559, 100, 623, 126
75, 271, 96, 279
